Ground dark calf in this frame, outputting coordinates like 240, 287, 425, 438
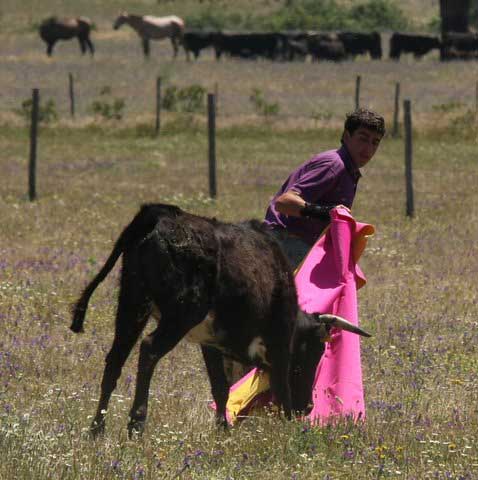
71, 204, 370, 436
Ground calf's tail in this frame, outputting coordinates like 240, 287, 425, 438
70, 204, 179, 333
70, 238, 123, 333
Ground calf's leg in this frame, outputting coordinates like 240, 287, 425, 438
201, 346, 230, 428
127, 317, 196, 436
90, 265, 151, 436
268, 345, 292, 420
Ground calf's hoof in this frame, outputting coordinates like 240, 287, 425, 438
89, 420, 105, 439
215, 415, 229, 430
127, 418, 145, 438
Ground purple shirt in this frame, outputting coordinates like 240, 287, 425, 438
264, 145, 361, 245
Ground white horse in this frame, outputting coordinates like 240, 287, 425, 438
113, 12, 184, 58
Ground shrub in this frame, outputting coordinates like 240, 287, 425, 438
184, 10, 229, 30
472, 3, 478, 30
262, 0, 410, 32
186, 1, 411, 32
249, 88, 280, 119
162, 84, 206, 113
427, 15, 441, 33
90, 99, 125, 120
347, 0, 409, 31
432, 101, 464, 113
14, 98, 58, 124
89, 86, 125, 120
448, 109, 476, 140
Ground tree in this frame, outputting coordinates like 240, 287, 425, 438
440, 0, 471, 34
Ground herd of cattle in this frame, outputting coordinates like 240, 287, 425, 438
184, 30, 478, 62
38, 14, 478, 62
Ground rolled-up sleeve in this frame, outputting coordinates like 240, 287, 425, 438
289, 157, 339, 204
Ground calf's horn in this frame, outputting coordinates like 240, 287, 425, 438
318, 314, 371, 337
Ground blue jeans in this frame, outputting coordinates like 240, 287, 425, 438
270, 229, 312, 270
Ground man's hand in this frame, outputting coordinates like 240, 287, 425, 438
300, 203, 333, 220
334, 204, 351, 213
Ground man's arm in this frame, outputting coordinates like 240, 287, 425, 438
275, 190, 306, 217
275, 190, 350, 218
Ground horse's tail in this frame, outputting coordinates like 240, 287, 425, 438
70, 204, 180, 333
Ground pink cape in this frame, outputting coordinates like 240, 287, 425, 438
211, 209, 374, 424
295, 208, 374, 424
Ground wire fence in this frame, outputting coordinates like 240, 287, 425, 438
3, 71, 478, 130
2, 35, 478, 126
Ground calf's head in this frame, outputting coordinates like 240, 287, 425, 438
289, 312, 371, 414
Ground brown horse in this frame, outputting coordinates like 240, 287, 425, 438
113, 12, 184, 58
39, 16, 95, 56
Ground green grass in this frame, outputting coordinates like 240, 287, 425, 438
1, 116, 478, 478
1, 7, 478, 477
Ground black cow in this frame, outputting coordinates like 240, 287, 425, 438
307, 33, 346, 62
182, 30, 216, 60
337, 31, 382, 59
39, 16, 95, 56
441, 32, 478, 60
281, 31, 309, 61
389, 32, 441, 60
213, 32, 284, 60
71, 204, 370, 436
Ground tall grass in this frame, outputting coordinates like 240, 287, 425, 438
1, 13, 478, 479
1, 115, 477, 478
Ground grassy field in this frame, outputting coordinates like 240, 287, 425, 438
1, 4, 478, 479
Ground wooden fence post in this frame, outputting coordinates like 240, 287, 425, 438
355, 75, 361, 110
392, 81, 400, 137
155, 76, 161, 136
208, 93, 217, 198
29, 88, 39, 202
475, 80, 478, 143
403, 99, 414, 217
68, 73, 75, 118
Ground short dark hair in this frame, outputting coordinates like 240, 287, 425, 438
343, 108, 386, 138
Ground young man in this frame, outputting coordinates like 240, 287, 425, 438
264, 108, 385, 268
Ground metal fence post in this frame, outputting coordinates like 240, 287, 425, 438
29, 88, 39, 201
404, 99, 414, 217
155, 77, 162, 136
208, 93, 217, 198
355, 75, 361, 110
393, 82, 400, 137
68, 73, 75, 118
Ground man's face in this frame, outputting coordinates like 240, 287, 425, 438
343, 127, 383, 168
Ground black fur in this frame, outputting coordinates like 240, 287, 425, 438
71, 204, 329, 436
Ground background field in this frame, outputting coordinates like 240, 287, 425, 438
0, 0, 442, 33
1, 1, 478, 479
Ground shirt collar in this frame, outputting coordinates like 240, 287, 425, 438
338, 144, 361, 181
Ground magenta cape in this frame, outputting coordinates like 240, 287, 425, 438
296, 208, 374, 424
211, 209, 374, 424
